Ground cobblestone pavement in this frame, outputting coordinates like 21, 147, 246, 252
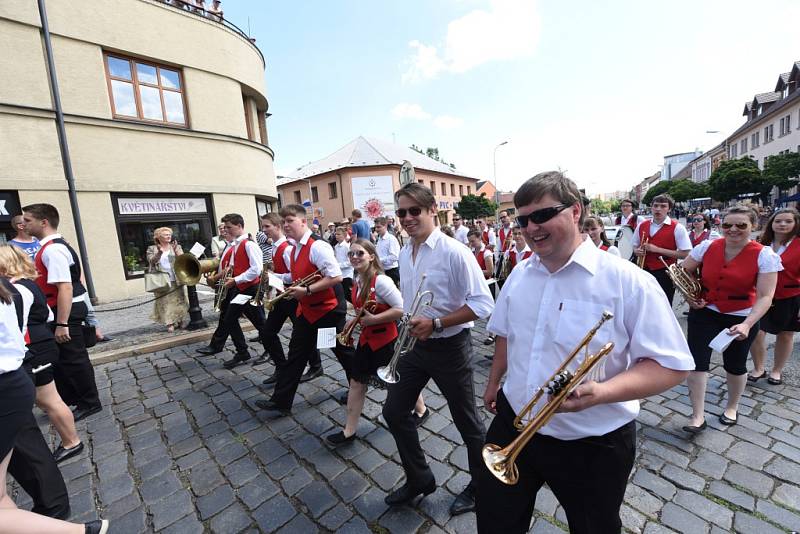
10, 319, 800, 533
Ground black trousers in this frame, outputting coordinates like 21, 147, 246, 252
384, 267, 400, 288
270, 308, 354, 409
646, 267, 675, 306
51, 301, 100, 410
382, 329, 485, 489
209, 286, 269, 355
476, 390, 635, 534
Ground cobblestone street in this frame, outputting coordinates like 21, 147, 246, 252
10, 320, 800, 533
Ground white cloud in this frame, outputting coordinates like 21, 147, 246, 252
433, 115, 464, 129
402, 0, 540, 83
391, 102, 431, 120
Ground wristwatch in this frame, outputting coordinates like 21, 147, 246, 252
433, 317, 444, 333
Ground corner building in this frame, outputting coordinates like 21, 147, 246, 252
0, 0, 277, 300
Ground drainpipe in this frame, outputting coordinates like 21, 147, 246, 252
37, 0, 97, 301
337, 172, 346, 220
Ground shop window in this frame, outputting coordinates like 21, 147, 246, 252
118, 220, 210, 278
104, 53, 187, 126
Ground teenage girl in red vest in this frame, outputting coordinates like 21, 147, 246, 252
324, 239, 404, 446
582, 216, 621, 257
679, 206, 780, 432
749, 208, 800, 385
688, 213, 720, 246
505, 227, 532, 271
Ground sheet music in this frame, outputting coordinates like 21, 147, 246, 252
317, 327, 337, 349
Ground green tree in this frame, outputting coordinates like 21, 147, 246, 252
708, 157, 761, 202
455, 193, 497, 221
642, 180, 673, 205
763, 152, 800, 195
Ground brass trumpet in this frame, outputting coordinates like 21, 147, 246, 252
482, 311, 615, 485
174, 253, 220, 286
249, 262, 275, 307
263, 269, 322, 311
337, 298, 377, 347
213, 265, 233, 312
636, 236, 649, 269
659, 257, 703, 303
377, 275, 434, 384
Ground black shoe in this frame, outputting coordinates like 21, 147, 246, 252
72, 405, 102, 422
325, 431, 355, 446
223, 352, 251, 370
196, 346, 222, 355
719, 413, 738, 426
384, 480, 436, 506
96, 336, 113, 343
254, 399, 290, 416
747, 371, 767, 383
414, 409, 430, 428
299, 367, 323, 383
449, 485, 476, 515
681, 420, 707, 434
337, 391, 349, 405
251, 352, 269, 365
249, 335, 261, 342
84, 519, 109, 534
53, 442, 84, 463
261, 374, 277, 387
483, 335, 495, 346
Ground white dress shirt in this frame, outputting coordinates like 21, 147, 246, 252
596, 241, 621, 258
353, 273, 403, 309
453, 224, 469, 246
282, 229, 342, 283
481, 227, 497, 248
689, 239, 782, 316
38, 234, 84, 303
376, 232, 401, 270
223, 235, 263, 284
334, 241, 353, 279
488, 237, 694, 440
632, 217, 692, 251
0, 299, 26, 373
400, 228, 494, 338
619, 213, 636, 227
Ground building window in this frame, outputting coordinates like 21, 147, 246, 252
242, 95, 254, 141
430, 181, 436, 192
467, 186, 471, 195
256, 198, 272, 216
459, 185, 464, 196
104, 53, 187, 126
730, 144, 738, 158
441, 182, 446, 196
328, 182, 338, 199
257, 111, 268, 145
780, 115, 791, 136
765, 124, 774, 143
294, 191, 301, 204
752, 131, 760, 148
740, 138, 748, 153
450, 184, 455, 196
311, 186, 319, 203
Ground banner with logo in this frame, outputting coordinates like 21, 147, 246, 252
351, 176, 395, 225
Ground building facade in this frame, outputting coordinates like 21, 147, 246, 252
277, 137, 479, 227
0, 0, 277, 301
690, 142, 726, 183
663, 151, 702, 181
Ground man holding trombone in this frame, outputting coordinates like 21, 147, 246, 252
382, 183, 494, 516
477, 172, 694, 533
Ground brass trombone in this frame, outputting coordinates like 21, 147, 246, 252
482, 312, 615, 485
337, 298, 377, 347
263, 269, 322, 311
377, 275, 434, 384
659, 257, 703, 303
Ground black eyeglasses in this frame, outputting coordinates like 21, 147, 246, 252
515, 204, 568, 227
721, 222, 749, 230
347, 250, 367, 258
396, 207, 423, 218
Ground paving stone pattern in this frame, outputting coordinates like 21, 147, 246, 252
9, 319, 800, 533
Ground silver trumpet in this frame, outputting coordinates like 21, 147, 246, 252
377, 275, 435, 384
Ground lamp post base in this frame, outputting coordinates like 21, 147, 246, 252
185, 285, 207, 330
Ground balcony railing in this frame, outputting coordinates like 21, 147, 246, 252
154, 0, 264, 65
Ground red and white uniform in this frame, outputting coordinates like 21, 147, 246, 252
481, 227, 496, 251
473, 245, 493, 279
616, 213, 638, 230
506, 245, 533, 270
284, 229, 342, 324
351, 274, 401, 351
498, 226, 513, 253
689, 229, 710, 247
33, 234, 86, 309
773, 238, 800, 300
219, 235, 262, 291
632, 217, 692, 271
271, 236, 292, 275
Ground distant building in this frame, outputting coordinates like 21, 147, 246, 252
690, 142, 727, 183
663, 151, 703, 181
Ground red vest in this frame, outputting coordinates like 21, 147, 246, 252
351, 275, 398, 351
599, 244, 609, 251
775, 238, 800, 299
641, 219, 678, 270
474, 249, 491, 279
221, 240, 259, 291
509, 249, 532, 268
499, 227, 512, 251
690, 229, 709, 247
616, 214, 637, 229
702, 239, 762, 313
272, 240, 290, 274
33, 238, 86, 308
291, 237, 337, 323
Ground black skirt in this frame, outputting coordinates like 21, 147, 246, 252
352, 340, 395, 388
0, 367, 35, 459
760, 295, 800, 334
25, 339, 60, 387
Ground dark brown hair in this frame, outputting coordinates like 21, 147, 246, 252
651, 194, 675, 209
279, 204, 307, 218
759, 207, 800, 246
260, 213, 281, 226
221, 213, 244, 227
351, 239, 383, 304
394, 183, 436, 211
22, 203, 60, 229
514, 171, 584, 226
582, 216, 611, 246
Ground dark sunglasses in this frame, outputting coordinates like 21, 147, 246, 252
721, 222, 749, 230
691, 218, 704, 222
347, 250, 367, 258
515, 204, 568, 227
453, 217, 461, 221
396, 207, 423, 218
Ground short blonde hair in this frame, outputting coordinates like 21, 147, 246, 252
153, 227, 174, 244
0, 244, 39, 280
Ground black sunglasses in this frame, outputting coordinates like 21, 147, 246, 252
691, 218, 704, 222
396, 207, 423, 218
347, 250, 367, 258
515, 204, 568, 227
721, 222, 749, 230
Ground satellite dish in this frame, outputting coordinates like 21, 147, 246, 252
400, 160, 416, 187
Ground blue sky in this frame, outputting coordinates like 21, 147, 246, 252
225, 0, 800, 195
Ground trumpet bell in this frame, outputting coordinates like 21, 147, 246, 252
175, 254, 219, 285
376, 366, 398, 384
481, 443, 519, 485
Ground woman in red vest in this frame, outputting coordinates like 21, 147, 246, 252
688, 213, 720, 246
679, 206, 780, 432
749, 208, 800, 385
505, 227, 532, 271
325, 239, 404, 446
582, 216, 621, 257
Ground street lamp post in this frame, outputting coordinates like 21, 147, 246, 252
493, 141, 509, 221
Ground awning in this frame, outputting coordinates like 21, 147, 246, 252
776, 192, 800, 203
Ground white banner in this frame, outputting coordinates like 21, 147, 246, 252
351, 176, 395, 225
117, 197, 207, 215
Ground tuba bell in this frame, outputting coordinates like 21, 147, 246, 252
174, 253, 220, 286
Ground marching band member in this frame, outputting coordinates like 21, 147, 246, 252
497, 211, 513, 255
680, 206, 780, 432
333, 227, 354, 303
632, 194, 692, 305
324, 239, 403, 446
583, 216, 621, 257
478, 171, 693, 534
452, 215, 469, 246
615, 198, 638, 229
749, 208, 800, 386
688, 213, 720, 246
195, 214, 270, 369
255, 204, 355, 417
382, 183, 493, 516
468, 231, 495, 280
477, 219, 496, 251
374, 217, 401, 287
505, 227, 532, 271
22, 203, 101, 422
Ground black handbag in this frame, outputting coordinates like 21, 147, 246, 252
82, 324, 97, 348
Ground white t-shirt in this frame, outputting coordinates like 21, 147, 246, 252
0, 299, 26, 373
